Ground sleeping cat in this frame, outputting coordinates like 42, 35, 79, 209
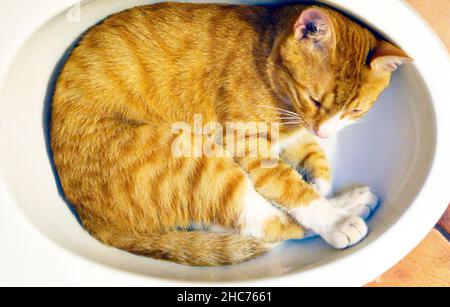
51, 2, 411, 266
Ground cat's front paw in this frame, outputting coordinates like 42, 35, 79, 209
322, 216, 368, 249
329, 187, 378, 219
313, 178, 332, 197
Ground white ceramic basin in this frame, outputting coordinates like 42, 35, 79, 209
0, 0, 449, 286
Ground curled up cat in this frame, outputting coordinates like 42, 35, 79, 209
51, 2, 411, 266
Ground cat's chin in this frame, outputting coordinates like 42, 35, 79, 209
314, 132, 332, 139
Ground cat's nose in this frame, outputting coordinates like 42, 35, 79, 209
314, 127, 332, 138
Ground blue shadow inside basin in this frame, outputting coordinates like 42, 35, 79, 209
43, 37, 83, 224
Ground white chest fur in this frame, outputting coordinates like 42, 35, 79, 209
272, 128, 310, 156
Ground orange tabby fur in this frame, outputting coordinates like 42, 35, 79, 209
51, 3, 410, 266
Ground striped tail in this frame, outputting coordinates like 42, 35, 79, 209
107, 231, 272, 266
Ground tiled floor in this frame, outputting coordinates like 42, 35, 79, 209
366, 0, 450, 287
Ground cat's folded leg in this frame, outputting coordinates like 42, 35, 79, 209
280, 130, 332, 197
237, 179, 306, 243
178, 152, 306, 244
238, 156, 369, 249
191, 176, 306, 243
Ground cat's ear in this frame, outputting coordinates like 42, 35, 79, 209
369, 41, 412, 72
294, 8, 334, 45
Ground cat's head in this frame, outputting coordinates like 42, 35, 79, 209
273, 7, 412, 138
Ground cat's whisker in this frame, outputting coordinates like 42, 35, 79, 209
256, 104, 299, 117
278, 116, 301, 121
279, 121, 303, 126
351, 118, 371, 126
248, 102, 294, 114
284, 109, 308, 126
279, 120, 302, 123
249, 102, 309, 128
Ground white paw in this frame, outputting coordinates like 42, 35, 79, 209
322, 216, 368, 249
329, 187, 378, 219
313, 178, 332, 197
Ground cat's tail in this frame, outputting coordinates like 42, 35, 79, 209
107, 231, 272, 266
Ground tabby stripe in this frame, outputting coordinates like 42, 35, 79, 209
300, 152, 323, 166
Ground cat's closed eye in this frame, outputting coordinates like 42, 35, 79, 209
345, 109, 364, 117
310, 96, 322, 109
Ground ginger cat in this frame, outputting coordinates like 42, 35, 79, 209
51, 3, 411, 266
